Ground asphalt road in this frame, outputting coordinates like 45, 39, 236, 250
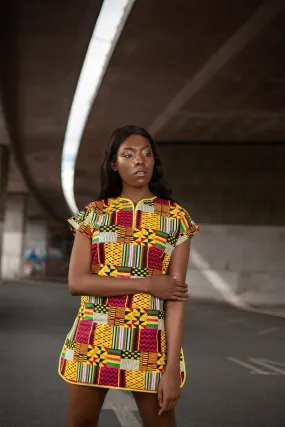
0, 281, 284, 427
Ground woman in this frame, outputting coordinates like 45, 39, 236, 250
58, 125, 200, 427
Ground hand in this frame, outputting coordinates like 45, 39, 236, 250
148, 276, 189, 301
158, 369, 181, 416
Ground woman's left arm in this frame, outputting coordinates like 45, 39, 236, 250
158, 238, 191, 416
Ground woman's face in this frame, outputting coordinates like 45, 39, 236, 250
114, 134, 155, 188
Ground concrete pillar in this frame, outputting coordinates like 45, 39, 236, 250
1, 194, 26, 280
23, 219, 48, 278
0, 146, 10, 281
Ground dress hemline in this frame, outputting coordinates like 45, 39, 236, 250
57, 348, 186, 393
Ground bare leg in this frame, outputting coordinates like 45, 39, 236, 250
64, 384, 108, 427
132, 392, 176, 427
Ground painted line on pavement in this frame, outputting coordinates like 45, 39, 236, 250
103, 389, 141, 427
223, 317, 245, 325
249, 359, 285, 375
258, 327, 279, 335
107, 405, 141, 427
227, 357, 275, 375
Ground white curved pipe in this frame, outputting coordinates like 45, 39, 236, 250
61, 0, 136, 214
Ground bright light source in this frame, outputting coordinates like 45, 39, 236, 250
61, 0, 136, 214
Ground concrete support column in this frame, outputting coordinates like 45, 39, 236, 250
23, 219, 48, 278
1, 194, 26, 280
0, 146, 10, 281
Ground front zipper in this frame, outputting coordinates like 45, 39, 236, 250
118, 196, 156, 228
127, 199, 143, 229
133, 200, 141, 229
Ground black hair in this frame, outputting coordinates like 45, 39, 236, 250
98, 125, 173, 201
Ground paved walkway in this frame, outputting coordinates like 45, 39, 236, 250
0, 281, 284, 426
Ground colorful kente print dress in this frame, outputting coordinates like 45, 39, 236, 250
58, 197, 199, 392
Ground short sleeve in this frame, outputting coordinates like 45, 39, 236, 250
176, 208, 200, 246
67, 203, 94, 239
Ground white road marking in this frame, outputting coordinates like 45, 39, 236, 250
261, 359, 285, 368
195, 310, 214, 318
258, 327, 279, 335
108, 405, 141, 427
249, 359, 285, 375
244, 307, 285, 319
227, 357, 275, 375
103, 389, 141, 427
223, 317, 245, 325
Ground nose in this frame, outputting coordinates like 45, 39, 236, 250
134, 154, 144, 165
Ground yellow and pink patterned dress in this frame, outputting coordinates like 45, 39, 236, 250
58, 196, 199, 392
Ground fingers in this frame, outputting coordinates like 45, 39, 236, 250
158, 385, 164, 416
175, 282, 188, 292
173, 281, 187, 288
174, 289, 188, 297
158, 400, 168, 416
174, 283, 188, 291
174, 283, 188, 292
174, 281, 189, 300
158, 396, 179, 416
171, 277, 187, 287
158, 386, 163, 410
165, 277, 190, 301
169, 296, 189, 301
172, 290, 190, 300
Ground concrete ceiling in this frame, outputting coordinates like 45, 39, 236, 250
0, 103, 10, 146
75, 0, 285, 206
0, 0, 103, 223
1, 0, 285, 223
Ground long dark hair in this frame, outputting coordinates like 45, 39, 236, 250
98, 125, 173, 201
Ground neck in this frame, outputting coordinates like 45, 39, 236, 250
120, 185, 154, 205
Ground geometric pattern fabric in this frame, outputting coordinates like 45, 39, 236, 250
58, 196, 199, 392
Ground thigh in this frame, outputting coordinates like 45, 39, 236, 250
132, 392, 176, 427
64, 384, 108, 427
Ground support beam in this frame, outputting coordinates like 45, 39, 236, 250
0, 145, 10, 281
149, 0, 285, 136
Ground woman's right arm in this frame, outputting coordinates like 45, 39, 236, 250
68, 231, 188, 301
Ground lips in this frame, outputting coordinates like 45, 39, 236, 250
134, 170, 147, 176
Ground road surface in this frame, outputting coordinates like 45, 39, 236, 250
0, 281, 284, 427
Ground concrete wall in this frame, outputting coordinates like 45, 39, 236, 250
186, 225, 285, 307
160, 143, 285, 225
160, 144, 285, 306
